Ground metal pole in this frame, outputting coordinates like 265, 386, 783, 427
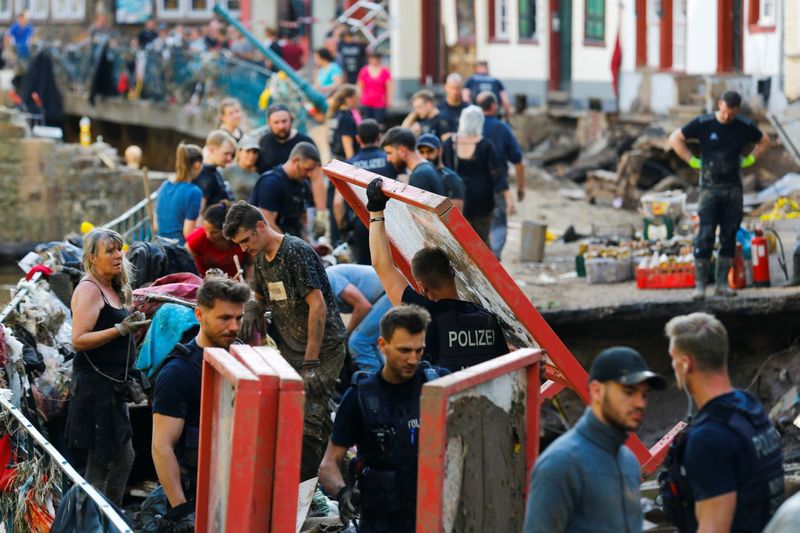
0, 393, 133, 532
212, 4, 329, 114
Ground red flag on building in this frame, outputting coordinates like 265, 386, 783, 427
610, 28, 623, 98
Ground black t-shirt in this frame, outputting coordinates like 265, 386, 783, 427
401, 286, 507, 371
138, 29, 158, 48
681, 114, 762, 186
255, 131, 316, 174
417, 112, 455, 138
442, 138, 505, 217
338, 41, 367, 84
464, 74, 505, 104
193, 164, 234, 206
331, 369, 423, 449
152, 339, 203, 467
409, 161, 445, 196
438, 166, 465, 200
348, 146, 397, 179
248, 165, 308, 238
330, 109, 358, 159
438, 101, 467, 134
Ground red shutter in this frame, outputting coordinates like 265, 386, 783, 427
636, 0, 647, 67
660, 0, 673, 69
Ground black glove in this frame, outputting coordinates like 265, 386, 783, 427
337, 485, 360, 524
240, 300, 267, 343
300, 360, 326, 397
165, 501, 195, 533
366, 177, 389, 212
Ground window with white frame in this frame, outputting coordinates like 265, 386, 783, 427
494, 0, 510, 40
672, 0, 686, 71
157, 0, 240, 20
518, 0, 537, 40
14, 0, 47, 20
0, 0, 11, 20
759, 0, 775, 26
52, 0, 86, 20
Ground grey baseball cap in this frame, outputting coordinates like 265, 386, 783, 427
238, 136, 260, 151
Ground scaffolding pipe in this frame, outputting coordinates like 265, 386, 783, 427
213, 4, 329, 114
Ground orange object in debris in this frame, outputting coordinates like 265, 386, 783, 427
729, 243, 746, 289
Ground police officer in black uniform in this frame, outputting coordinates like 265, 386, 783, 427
668, 91, 770, 300
151, 274, 251, 532
318, 305, 449, 531
660, 312, 784, 532
365, 177, 508, 371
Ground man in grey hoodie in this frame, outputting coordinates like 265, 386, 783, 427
523, 347, 666, 533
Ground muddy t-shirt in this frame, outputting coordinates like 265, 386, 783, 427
252, 235, 346, 363
681, 114, 762, 186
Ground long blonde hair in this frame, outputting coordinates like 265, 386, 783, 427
174, 142, 203, 183
82, 228, 133, 305
327, 84, 358, 119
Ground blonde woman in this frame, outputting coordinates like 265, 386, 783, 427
66, 228, 150, 505
218, 97, 244, 143
327, 84, 361, 160
155, 143, 203, 244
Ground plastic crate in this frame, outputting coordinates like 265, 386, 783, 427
586, 258, 633, 284
636, 264, 696, 289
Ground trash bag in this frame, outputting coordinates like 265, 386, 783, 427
50, 484, 132, 533
134, 485, 168, 533
11, 324, 45, 375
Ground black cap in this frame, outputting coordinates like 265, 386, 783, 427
589, 347, 667, 390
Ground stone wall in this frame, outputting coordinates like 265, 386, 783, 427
0, 107, 162, 249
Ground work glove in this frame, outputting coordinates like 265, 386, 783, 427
300, 360, 326, 397
240, 300, 268, 343
114, 311, 151, 336
164, 501, 195, 533
688, 156, 702, 170
741, 154, 756, 169
366, 177, 389, 212
314, 209, 330, 239
336, 485, 360, 524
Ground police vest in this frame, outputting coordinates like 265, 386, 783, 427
659, 391, 784, 533
428, 301, 506, 371
351, 363, 449, 520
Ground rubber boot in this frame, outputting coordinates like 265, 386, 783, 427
791, 244, 800, 286
692, 259, 709, 301
714, 256, 737, 297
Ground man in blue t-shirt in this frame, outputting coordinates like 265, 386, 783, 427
337, 119, 396, 265
9, 11, 33, 63
326, 263, 391, 372
477, 91, 524, 260
380, 126, 445, 196
668, 91, 770, 300
663, 312, 784, 533
463, 61, 510, 119
249, 141, 320, 240
151, 275, 251, 531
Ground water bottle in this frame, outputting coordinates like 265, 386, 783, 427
79, 116, 91, 147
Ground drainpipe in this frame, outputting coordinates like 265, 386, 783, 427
213, 4, 328, 114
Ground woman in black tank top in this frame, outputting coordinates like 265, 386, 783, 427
64, 229, 149, 506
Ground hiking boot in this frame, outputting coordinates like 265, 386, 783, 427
714, 256, 737, 297
692, 259, 709, 301
791, 245, 800, 286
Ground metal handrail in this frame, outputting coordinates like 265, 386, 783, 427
0, 392, 132, 532
102, 189, 159, 243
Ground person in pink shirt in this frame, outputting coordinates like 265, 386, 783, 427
357, 51, 393, 126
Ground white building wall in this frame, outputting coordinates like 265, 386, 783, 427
685, 0, 717, 73
744, 19, 781, 76
570, 0, 621, 103
621, 0, 637, 72
389, 0, 422, 101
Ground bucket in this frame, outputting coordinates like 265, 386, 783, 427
520, 221, 547, 262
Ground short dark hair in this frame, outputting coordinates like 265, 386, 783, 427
380, 305, 431, 342
196, 275, 251, 309
381, 126, 417, 151
222, 200, 264, 239
476, 91, 497, 111
204, 203, 229, 229
357, 119, 381, 145
411, 247, 455, 290
289, 141, 321, 163
315, 48, 334, 62
267, 103, 291, 118
721, 91, 742, 109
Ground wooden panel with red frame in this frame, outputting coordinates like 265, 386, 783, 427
195, 347, 264, 532
324, 159, 683, 473
253, 346, 306, 532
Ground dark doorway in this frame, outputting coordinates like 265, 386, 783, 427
549, 0, 573, 91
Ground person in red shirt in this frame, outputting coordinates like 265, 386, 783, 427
278, 31, 305, 72
185, 203, 245, 279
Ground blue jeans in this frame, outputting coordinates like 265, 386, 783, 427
348, 294, 391, 372
490, 191, 507, 260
